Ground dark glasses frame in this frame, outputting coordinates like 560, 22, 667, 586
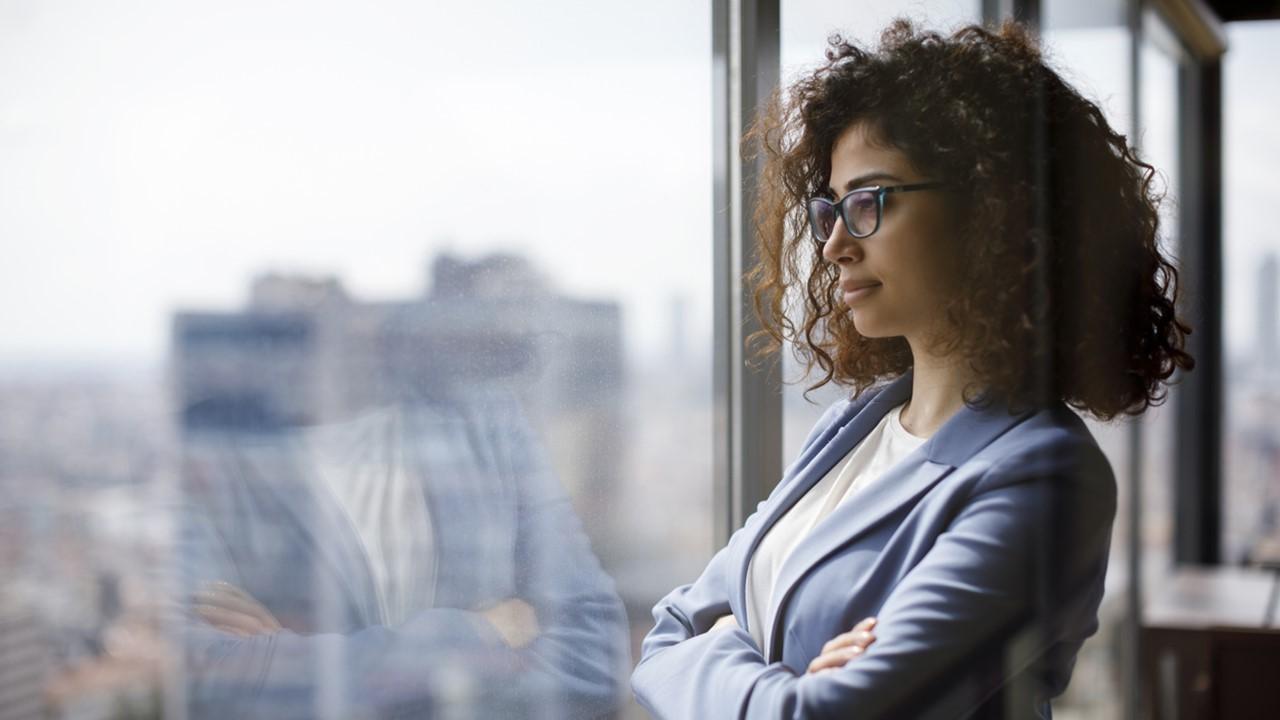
807, 180, 948, 243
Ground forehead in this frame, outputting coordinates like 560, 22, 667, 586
829, 122, 909, 177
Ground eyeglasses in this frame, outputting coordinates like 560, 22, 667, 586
807, 181, 948, 244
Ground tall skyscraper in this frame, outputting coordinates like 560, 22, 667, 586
1259, 254, 1278, 374
171, 249, 625, 531
0, 600, 52, 720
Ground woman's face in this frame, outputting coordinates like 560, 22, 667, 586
820, 122, 961, 343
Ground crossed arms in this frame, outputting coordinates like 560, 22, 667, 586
631, 441, 1116, 720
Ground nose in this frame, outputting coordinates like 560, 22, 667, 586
820, 216, 863, 266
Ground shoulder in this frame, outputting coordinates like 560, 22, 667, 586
799, 379, 895, 448
988, 403, 1110, 471
973, 402, 1117, 513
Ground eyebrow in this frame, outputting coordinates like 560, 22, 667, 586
827, 172, 903, 195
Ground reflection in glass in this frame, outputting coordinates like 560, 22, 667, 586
0, 1, 714, 716
1222, 21, 1280, 571
1039, 6, 1138, 718
169, 257, 631, 718
781, 0, 983, 462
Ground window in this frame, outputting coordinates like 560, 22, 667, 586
1222, 20, 1280, 568
0, 2, 712, 717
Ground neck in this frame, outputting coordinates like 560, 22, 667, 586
900, 340, 981, 438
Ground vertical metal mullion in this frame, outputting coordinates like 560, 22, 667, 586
734, 0, 783, 532
983, 0, 1039, 27
984, 3, 1050, 717
712, 0, 782, 547
1126, 6, 1146, 720
711, 0, 732, 550
1015, 0, 1041, 28
1173, 54, 1223, 567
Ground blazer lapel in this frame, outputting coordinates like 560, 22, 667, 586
230, 431, 382, 627
733, 370, 915, 620
742, 369, 1039, 660
763, 453, 951, 659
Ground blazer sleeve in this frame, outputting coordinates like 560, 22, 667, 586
630, 436, 1117, 720
174, 390, 631, 720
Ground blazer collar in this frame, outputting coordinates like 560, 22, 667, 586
733, 366, 1038, 658
820, 366, 1039, 467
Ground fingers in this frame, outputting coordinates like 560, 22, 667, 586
819, 617, 877, 656
192, 581, 282, 635
194, 603, 270, 636
807, 645, 867, 674
818, 628, 877, 655
808, 617, 878, 675
195, 584, 258, 616
710, 614, 739, 632
480, 598, 541, 649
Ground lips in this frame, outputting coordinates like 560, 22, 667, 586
840, 279, 881, 304
840, 279, 882, 292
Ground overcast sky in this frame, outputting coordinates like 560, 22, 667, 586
1223, 20, 1280, 362
0, 0, 713, 370
1, 1, 1274, 373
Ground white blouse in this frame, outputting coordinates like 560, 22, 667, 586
304, 406, 437, 627
744, 400, 926, 657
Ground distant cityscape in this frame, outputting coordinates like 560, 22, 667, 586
0, 250, 714, 719
1224, 253, 1280, 567
0, 250, 1276, 719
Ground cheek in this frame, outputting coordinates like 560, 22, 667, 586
875, 251, 957, 325
884, 242, 937, 291
900, 229, 960, 292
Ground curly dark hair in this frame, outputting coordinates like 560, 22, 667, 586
743, 16, 1195, 420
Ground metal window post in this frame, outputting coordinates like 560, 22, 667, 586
1172, 42, 1224, 568
712, 0, 782, 545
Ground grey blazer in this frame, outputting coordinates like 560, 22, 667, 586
173, 385, 630, 719
632, 367, 1117, 719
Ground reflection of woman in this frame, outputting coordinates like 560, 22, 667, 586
174, 384, 630, 719
633, 18, 1193, 719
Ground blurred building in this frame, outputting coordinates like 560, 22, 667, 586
171, 250, 624, 516
0, 599, 53, 720
1258, 254, 1277, 377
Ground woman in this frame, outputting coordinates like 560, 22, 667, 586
632, 17, 1192, 720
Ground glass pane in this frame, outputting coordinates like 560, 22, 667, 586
1223, 21, 1280, 568
0, 2, 712, 718
768, 4, 1179, 718
781, 0, 982, 467
1039, 3, 1137, 716
1137, 3, 1184, 588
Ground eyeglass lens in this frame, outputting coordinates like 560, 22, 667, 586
808, 190, 879, 243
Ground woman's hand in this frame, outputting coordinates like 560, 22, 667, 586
479, 598, 541, 649
806, 617, 877, 674
709, 613, 739, 632
192, 581, 283, 637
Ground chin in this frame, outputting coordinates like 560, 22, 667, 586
847, 311, 900, 339
849, 318, 889, 338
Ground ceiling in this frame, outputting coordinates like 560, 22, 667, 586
1206, 0, 1280, 22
